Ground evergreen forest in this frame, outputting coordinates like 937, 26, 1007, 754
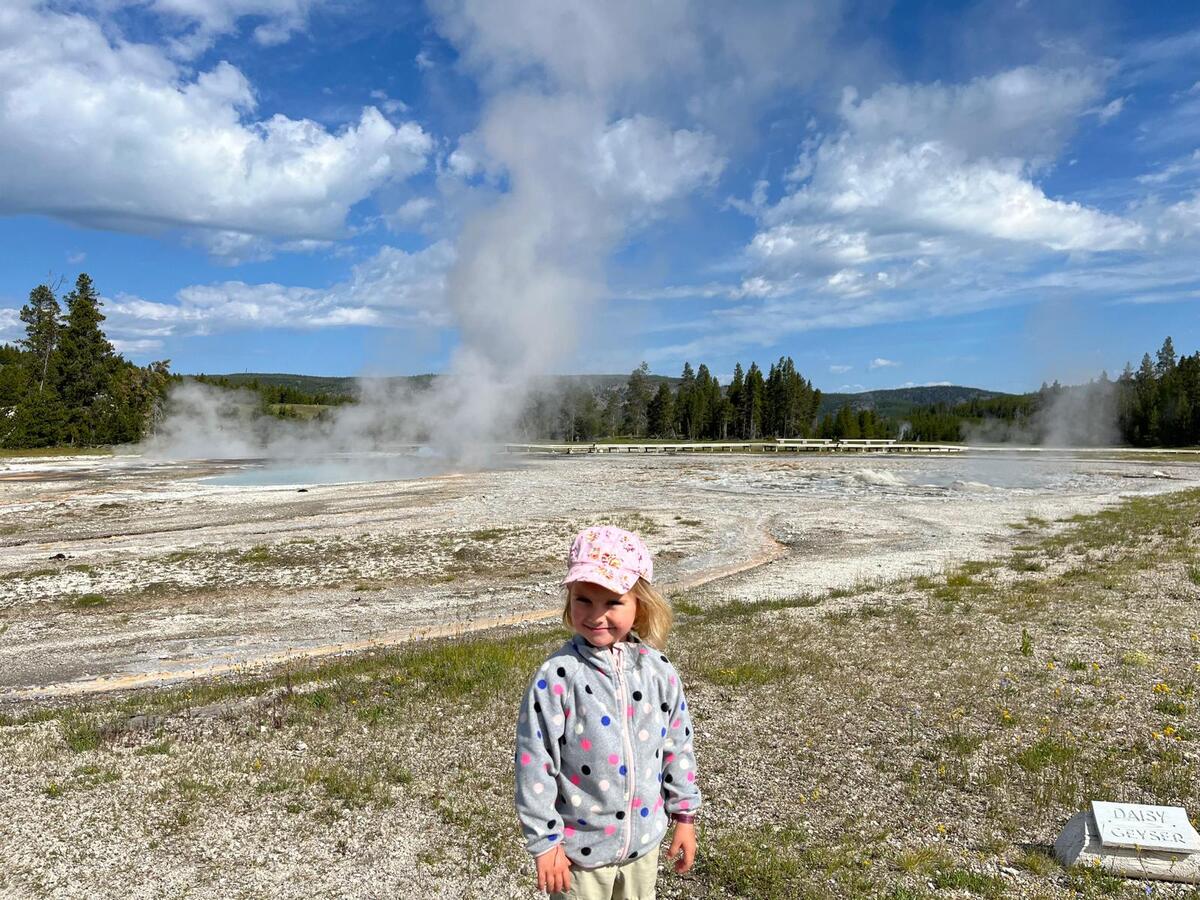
0, 276, 172, 448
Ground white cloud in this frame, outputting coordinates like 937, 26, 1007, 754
1137, 149, 1200, 185
591, 115, 725, 208
388, 197, 437, 228
111, 337, 167, 354
1095, 96, 1127, 123
0, 308, 21, 344
0, 2, 433, 258
689, 64, 1151, 357
837, 67, 1104, 165
869, 357, 899, 369
103, 241, 455, 342
829, 364, 852, 373
94, 0, 330, 57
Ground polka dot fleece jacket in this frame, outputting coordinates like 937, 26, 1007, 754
514, 634, 702, 868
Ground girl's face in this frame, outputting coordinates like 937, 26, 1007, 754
569, 581, 638, 648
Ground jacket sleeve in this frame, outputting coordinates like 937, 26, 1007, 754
514, 667, 567, 857
660, 664, 702, 817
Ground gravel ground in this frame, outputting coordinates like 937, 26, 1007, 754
1, 450, 1199, 898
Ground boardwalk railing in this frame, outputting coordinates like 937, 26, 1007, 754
504, 439, 965, 455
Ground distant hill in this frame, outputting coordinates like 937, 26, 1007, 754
191, 373, 1007, 419
189, 372, 680, 398
817, 385, 1007, 420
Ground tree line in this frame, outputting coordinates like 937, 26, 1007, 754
903, 337, 1199, 447
188, 374, 354, 411
1, 275, 171, 449
518, 357, 823, 441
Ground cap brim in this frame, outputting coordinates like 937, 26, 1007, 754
561, 564, 637, 596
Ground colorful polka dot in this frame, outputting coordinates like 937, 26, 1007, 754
604, 825, 616, 836
600, 715, 611, 727
599, 779, 610, 791
619, 765, 627, 776
537, 679, 547, 689
607, 754, 619, 765
564, 826, 576, 838
679, 799, 690, 810
581, 738, 592, 751
533, 783, 544, 795
640, 807, 649, 817
552, 684, 564, 696
520, 752, 531, 766
686, 771, 695, 782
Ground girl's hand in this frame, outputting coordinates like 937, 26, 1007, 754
667, 821, 697, 873
535, 845, 571, 894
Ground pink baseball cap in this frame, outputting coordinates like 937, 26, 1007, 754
561, 525, 654, 595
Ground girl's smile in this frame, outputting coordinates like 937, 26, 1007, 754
569, 581, 637, 648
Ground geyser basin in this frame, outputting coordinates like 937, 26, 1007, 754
197, 450, 449, 487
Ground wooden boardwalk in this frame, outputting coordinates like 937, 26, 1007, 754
504, 439, 966, 455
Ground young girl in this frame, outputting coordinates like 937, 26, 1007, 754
515, 525, 700, 898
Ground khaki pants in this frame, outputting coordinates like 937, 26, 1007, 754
550, 848, 660, 900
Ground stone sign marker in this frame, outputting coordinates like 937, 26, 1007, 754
1055, 802, 1200, 884
1092, 801, 1200, 855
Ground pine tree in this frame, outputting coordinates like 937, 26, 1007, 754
1156, 337, 1177, 376
726, 363, 745, 438
57, 274, 115, 445
621, 362, 652, 437
18, 284, 62, 394
742, 363, 765, 439
647, 383, 675, 438
675, 362, 696, 438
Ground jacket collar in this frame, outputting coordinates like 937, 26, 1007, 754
569, 632, 642, 674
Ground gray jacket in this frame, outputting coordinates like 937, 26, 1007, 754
514, 634, 702, 868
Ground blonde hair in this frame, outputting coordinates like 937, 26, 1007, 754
562, 578, 673, 649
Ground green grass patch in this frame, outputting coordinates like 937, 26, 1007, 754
61, 714, 102, 752
69, 593, 108, 609
1013, 737, 1079, 774
468, 528, 506, 541
930, 866, 1006, 897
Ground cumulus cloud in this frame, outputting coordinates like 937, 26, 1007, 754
0, 2, 433, 258
869, 357, 899, 369
766, 68, 1144, 257
652, 65, 1152, 361
829, 364, 852, 373
102, 241, 455, 349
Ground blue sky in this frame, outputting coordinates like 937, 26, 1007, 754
1, 0, 1198, 394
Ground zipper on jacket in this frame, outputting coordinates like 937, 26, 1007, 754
614, 647, 637, 861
